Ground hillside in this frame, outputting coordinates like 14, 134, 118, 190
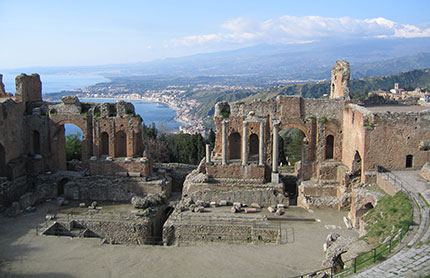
239, 68, 430, 103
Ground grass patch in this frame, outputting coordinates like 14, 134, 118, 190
361, 191, 413, 246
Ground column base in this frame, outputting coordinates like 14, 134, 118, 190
271, 172, 280, 183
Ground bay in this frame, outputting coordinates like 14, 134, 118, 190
1, 73, 182, 135
66, 99, 181, 137
1, 73, 107, 94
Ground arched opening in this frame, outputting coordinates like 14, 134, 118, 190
0, 143, 6, 177
228, 132, 241, 160
406, 155, 413, 168
279, 127, 305, 170
115, 131, 127, 157
249, 133, 259, 160
352, 151, 362, 179
325, 135, 334, 160
53, 123, 84, 171
101, 132, 109, 156
57, 178, 70, 196
33, 130, 41, 154
64, 124, 83, 161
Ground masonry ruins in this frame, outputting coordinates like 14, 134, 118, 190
1, 61, 430, 246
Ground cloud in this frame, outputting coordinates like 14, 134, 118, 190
170, 15, 430, 46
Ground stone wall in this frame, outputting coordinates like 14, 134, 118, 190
206, 163, 265, 180
364, 109, 430, 171
154, 163, 197, 192
163, 220, 279, 245
89, 158, 152, 177
64, 176, 172, 202
376, 173, 399, 196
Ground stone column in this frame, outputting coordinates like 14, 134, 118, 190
259, 121, 265, 166
242, 121, 248, 166
205, 144, 211, 163
222, 120, 228, 165
271, 120, 280, 183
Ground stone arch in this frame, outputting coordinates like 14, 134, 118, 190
115, 131, 127, 157
100, 132, 109, 156
229, 132, 241, 160
51, 118, 91, 165
279, 123, 309, 140
33, 130, 41, 154
278, 127, 306, 166
0, 143, 5, 177
325, 135, 334, 160
249, 133, 259, 158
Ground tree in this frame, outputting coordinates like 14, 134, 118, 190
208, 128, 216, 148
65, 133, 82, 161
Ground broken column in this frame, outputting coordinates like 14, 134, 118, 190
242, 121, 248, 165
259, 121, 265, 166
222, 120, 228, 165
272, 120, 280, 183
205, 144, 211, 164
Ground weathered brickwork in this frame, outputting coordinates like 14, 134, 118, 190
0, 74, 153, 207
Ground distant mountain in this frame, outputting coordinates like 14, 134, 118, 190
2, 37, 430, 84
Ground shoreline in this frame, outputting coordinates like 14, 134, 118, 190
79, 95, 194, 126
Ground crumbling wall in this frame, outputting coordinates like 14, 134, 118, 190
89, 158, 152, 177
64, 176, 171, 202
365, 110, 430, 171
163, 219, 279, 245
15, 73, 42, 103
330, 61, 350, 99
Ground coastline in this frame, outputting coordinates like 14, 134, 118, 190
79, 95, 194, 126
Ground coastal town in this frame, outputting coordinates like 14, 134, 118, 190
68, 83, 208, 135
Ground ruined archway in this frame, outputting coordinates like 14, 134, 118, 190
33, 130, 41, 154
52, 123, 86, 171
229, 132, 241, 160
100, 132, 109, 156
249, 133, 259, 160
325, 135, 334, 160
115, 131, 127, 157
352, 151, 362, 177
279, 127, 305, 168
0, 143, 5, 177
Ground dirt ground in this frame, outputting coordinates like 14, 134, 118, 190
0, 202, 358, 278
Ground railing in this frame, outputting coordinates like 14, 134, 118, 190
291, 166, 413, 277
290, 229, 405, 278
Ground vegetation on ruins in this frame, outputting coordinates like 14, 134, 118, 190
361, 191, 413, 246
279, 128, 305, 165
65, 133, 82, 161
142, 123, 207, 164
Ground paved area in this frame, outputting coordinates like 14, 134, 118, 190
353, 171, 430, 278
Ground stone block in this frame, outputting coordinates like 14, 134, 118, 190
218, 200, 228, 206
275, 209, 283, 216
245, 208, 258, 213
128, 172, 141, 177
250, 203, 261, 209
271, 172, 280, 183
268, 207, 275, 213
193, 207, 204, 213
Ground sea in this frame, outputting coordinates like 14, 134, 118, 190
1, 73, 181, 136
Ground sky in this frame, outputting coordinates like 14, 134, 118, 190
0, 0, 429, 69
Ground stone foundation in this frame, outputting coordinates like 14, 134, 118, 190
163, 208, 280, 245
